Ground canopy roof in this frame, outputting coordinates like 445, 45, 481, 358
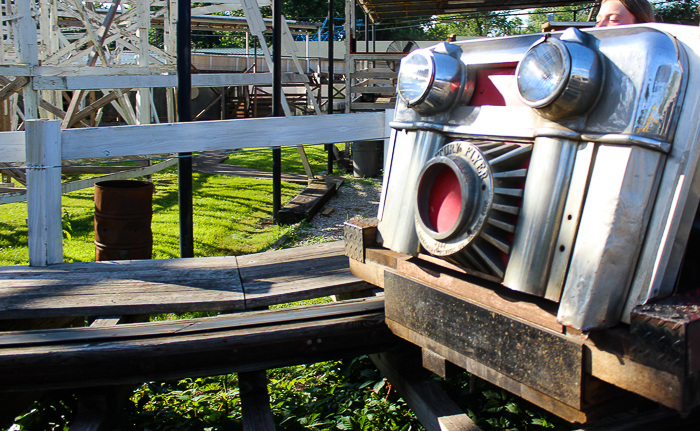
357, 0, 595, 22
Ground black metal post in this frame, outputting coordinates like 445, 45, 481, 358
365, 13, 369, 52
272, 0, 282, 220
326, 0, 334, 174
177, 0, 193, 258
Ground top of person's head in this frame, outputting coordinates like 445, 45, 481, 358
596, 0, 655, 27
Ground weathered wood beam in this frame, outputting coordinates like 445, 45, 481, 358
0, 76, 28, 103
0, 112, 388, 164
239, 371, 276, 431
61, 111, 387, 161
69, 89, 130, 127
371, 351, 482, 431
0, 298, 399, 392
61, 0, 121, 129
34, 73, 307, 91
25, 120, 63, 266
0, 162, 27, 186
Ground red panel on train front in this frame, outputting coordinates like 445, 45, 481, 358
470, 65, 527, 107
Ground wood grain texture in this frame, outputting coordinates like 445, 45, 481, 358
0, 298, 397, 391
0, 255, 243, 319
386, 323, 614, 424
394, 255, 562, 333
0, 242, 368, 319
238, 241, 370, 308
25, 120, 63, 266
0, 130, 31, 165
33, 72, 307, 91
61, 112, 386, 160
239, 371, 276, 431
384, 271, 583, 408
371, 351, 481, 431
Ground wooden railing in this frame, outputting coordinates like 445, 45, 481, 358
0, 111, 391, 266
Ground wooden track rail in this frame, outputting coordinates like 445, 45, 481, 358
0, 240, 389, 391
0, 240, 486, 431
0, 297, 394, 392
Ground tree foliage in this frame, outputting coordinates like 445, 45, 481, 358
654, 0, 700, 25
282, 0, 345, 21
524, 4, 596, 34
427, 12, 524, 39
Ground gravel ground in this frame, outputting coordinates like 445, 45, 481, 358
285, 177, 383, 247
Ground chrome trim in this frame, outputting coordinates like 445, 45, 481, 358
581, 134, 671, 153
623, 28, 700, 320
397, 44, 472, 115
378, 130, 444, 255
391, 121, 672, 153
558, 145, 664, 330
534, 127, 581, 141
502, 137, 578, 296
584, 27, 688, 143
415, 143, 494, 255
390, 120, 537, 141
517, 28, 605, 120
544, 142, 595, 302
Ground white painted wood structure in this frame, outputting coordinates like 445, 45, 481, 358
343, 0, 404, 113
6, 110, 390, 265
0, 0, 333, 193
0, 0, 320, 129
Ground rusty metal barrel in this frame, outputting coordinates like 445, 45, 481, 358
94, 180, 154, 261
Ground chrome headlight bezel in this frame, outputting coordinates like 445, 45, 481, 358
516, 28, 604, 120
397, 45, 472, 115
516, 37, 572, 109
397, 50, 436, 107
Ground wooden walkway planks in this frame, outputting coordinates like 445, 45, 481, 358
0, 255, 244, 319
238, 241, 370, 308
0, 241, 364, 320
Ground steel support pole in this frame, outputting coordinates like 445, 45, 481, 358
272, 0, 282, 220
177, 0, 194, 258
365, 13, 369, 52
326, 0, 335, 174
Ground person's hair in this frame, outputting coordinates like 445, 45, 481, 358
602, 0, 655, 23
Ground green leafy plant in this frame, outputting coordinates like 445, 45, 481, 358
61, 210, 73, 240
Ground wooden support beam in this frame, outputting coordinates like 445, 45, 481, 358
69, 89, 130, 127
25, 120, 63, 266
0, 76, 28, 103
61, 0, 121, 129
371, 350, 481, 431
239, 371, 276, 431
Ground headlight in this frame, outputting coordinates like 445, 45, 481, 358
516, 28, 604, 119
396, 51, 434, 106
397, 44, 472, 115
517, 40, 570, 108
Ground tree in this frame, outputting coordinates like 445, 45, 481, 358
282, 0, 344, 22
426, 12, 524, 39
654, 0, 700, 25
524, 4, 596, 34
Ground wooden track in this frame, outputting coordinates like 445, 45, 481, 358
0, 297, 394, 392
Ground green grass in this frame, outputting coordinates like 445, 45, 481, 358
0, 169, 303, 266
225, 144, 346, 175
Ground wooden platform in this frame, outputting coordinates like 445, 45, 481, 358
0, 241, 366, 320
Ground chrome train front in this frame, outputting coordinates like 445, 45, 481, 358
378, 25, 700, 331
